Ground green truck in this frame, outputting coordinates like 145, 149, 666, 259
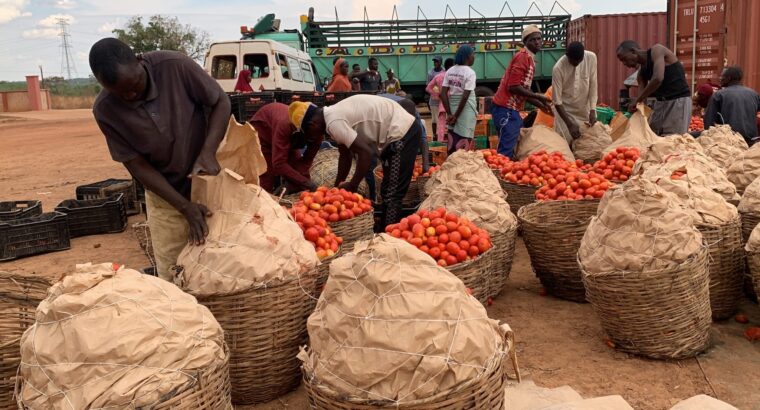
236, 9, 570, 100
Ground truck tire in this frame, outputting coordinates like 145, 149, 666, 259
474, 86, 495, 97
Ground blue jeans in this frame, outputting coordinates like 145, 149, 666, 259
492, 105, 523, 159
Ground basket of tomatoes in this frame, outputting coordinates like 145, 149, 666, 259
289, 205, 343, 301
294, 187, 374, 247
592, 147, 640, 183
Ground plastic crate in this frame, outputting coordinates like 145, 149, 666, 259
474, 120, 489, 137
475, 136, 489, 150
323, 90, 380, 106
76, 179, 139, 216
595, 106, 616, 125
229, 92, 276, 122
0, 200, 42, 222
0, 212, 70, 261
55, 194, 127, 238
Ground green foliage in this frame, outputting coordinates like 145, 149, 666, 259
113, 15, 211, 61
42, 76, 101, 96
0, 81, 26, 92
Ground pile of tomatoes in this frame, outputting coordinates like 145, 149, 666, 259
591, 147, 640, 182
295, 187, 372, 223
289, 207, 342, 259
481, 149, 512, 171
385, 208, 492, 268
501, 151, 591, 186
535, 171, 613, 201
689, 116, 704, 132
421, 165, 440, 177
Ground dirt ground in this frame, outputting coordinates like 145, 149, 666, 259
1, 110, 758, 410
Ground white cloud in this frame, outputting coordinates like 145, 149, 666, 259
22, 13, 75, 38
54, 0, 76, 9
0, 0, 30, 23
98, 18, 120, 34
22, 27, 58, 38
38, 13, 74, 27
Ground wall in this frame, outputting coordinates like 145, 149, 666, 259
568, 12, 668, 109
0, 90, 52, 112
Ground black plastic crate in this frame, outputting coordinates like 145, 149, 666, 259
323, 90, 380, 106
76, 179, 139, 216
0, 200, 42, 222
0, 212, 70, 261
55, 194, 127, 238
229, 92, 276, 122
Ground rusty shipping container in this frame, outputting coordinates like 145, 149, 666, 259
568, 12, 668, 109
668, 0, 760, 94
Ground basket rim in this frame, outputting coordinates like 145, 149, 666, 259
181, 263, 320, 300
578, 245, 708, 278
517, 199, 600, 226
694, 214, 741, 230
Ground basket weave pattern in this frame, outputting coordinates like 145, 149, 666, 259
696, 218, 744, 320
581, 248, 712, 359
152, 347, 233, 410
490, 225, 518, 297
448, 248, 495, 304
196, 271, 318, 404
748, 250, 760, 302
329, 211, 374, 246
518, 200, 599, 302
740, 211, 760, 243
499, 179, 537, 214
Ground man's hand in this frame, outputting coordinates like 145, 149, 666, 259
534, 94, 552, 105
568, 121, 582, 140
588, 110, 597, 125
188, 152, 221, 178
181, 202, 212, 246
338, 181, 359, 192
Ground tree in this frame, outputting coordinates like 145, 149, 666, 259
113, 15, 211, 61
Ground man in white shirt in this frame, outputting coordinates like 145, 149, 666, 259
552, 41, 598, 142
288, 95, 420, 228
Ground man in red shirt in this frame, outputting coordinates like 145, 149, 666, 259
250, 103, 323, 194
491, 25, 551, 158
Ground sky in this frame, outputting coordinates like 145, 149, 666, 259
0, 0, 666, 81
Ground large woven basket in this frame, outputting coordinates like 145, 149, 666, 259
131, 222, 155, 267
581, 248, 712, 359
0, 272, 51, 410
499, 179, 537, 214
301, 323, 519, 409
489, 224, 518, 297
448, 248, 495, 304
740, 211, 760, 301
310, 148, 370, 198
195, 270, 319, 404
748, 249, 760, 302
697, 217, 744, 320
314, 248, 342, 302
374, 171, 426, 207
518, 200, 599, 302
329, 210, 374, 246
16, 345, 233, 410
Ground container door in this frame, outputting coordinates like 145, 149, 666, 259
208, 43, 240, 92
672, 0, 726, 92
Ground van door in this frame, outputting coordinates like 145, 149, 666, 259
241, 52, 273, 92
207, 43, 240, 92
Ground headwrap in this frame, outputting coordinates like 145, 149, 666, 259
522, 25, 541, 42
454, 45, 474, 66
327, 58, 352, 92
288, 101, 318, 131
234, 69, 253, 93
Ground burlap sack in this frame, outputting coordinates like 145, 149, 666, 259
579, 177, 703, 274
738, 176, 760, 213
175, 170, 319, 296
641, 164, 738, 225
515, 125, 575, 161
216, 116, 267, 185
727, 144, 760, 194
605, 104, 657, 152
633, 134, 705, 174
747, 223, 760, 252
572, 122, 612, 163
698, 124, 749, 151
701, 141, 744, 170
18, 263, 227, 409
424, 150, 502, 196
300, 234, 508, 402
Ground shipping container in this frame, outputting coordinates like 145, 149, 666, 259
568, 12, 668, 109
668, 0, 760, 94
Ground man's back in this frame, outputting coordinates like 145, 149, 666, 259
705, 85, 760, 142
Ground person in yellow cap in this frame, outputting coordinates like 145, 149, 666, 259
289, 95, 421, 229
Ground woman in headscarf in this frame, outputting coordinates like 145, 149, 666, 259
326, 58, 352, 92
440, 45, 477, 155
234, 69, 253, 93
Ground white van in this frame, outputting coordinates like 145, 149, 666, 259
205, 39, 318, 93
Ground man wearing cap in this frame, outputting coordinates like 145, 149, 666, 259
250, 102, 323, 195
288, 95, 420, 229
552, 41, 599, 142
427, 56, 445, 134
491, 25, 552, 158
383, 68, 402, 94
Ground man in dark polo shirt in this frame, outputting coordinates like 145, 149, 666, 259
89, 38, 230, 280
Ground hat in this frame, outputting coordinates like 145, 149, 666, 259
387, 68, 394, 74
521, 25, 541, 41
432, 55, 442, 62
288, 101, 317, 131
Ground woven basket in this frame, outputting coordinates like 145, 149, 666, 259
581, 248, 712, 359
489, 224, 518, 297
518, 200, 599, 302
131, 222, 155, 267
0, 272, 52, 410
448, 248, 495, 304
310, 149, 370, 198
416, 175, 430, 202
697, 218, 744, 320
314, 248, 342, 302
374, 171, 425, 207
740, 211, 760, 301
301, 323, 519, 409
329, 211, 374, 246
195, 270, 318, 404
748, 250, 760, 303
16, 345, 233, 410
499, 179, 537, 214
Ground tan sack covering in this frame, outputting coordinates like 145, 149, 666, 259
701, 142, 744, 170
175, 170, 319, 296
747, 223, 760, 252
635, 134, 704, 171
605, 104, 657, 152
215, 116, 267, 185
670, 394, 739, 410
572, 122, 612, 163
424, 150, 502, 196
18, 263, 226, 409
300, 234, 508, 402
738, 176, 760, 213
579, 176, 703, 274
698, 124, 749, 150
515, 125, 575, 161
727, 144, 760, 194
641, 164, 738, 225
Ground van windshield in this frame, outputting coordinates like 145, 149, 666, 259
244, 54, 270, 79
